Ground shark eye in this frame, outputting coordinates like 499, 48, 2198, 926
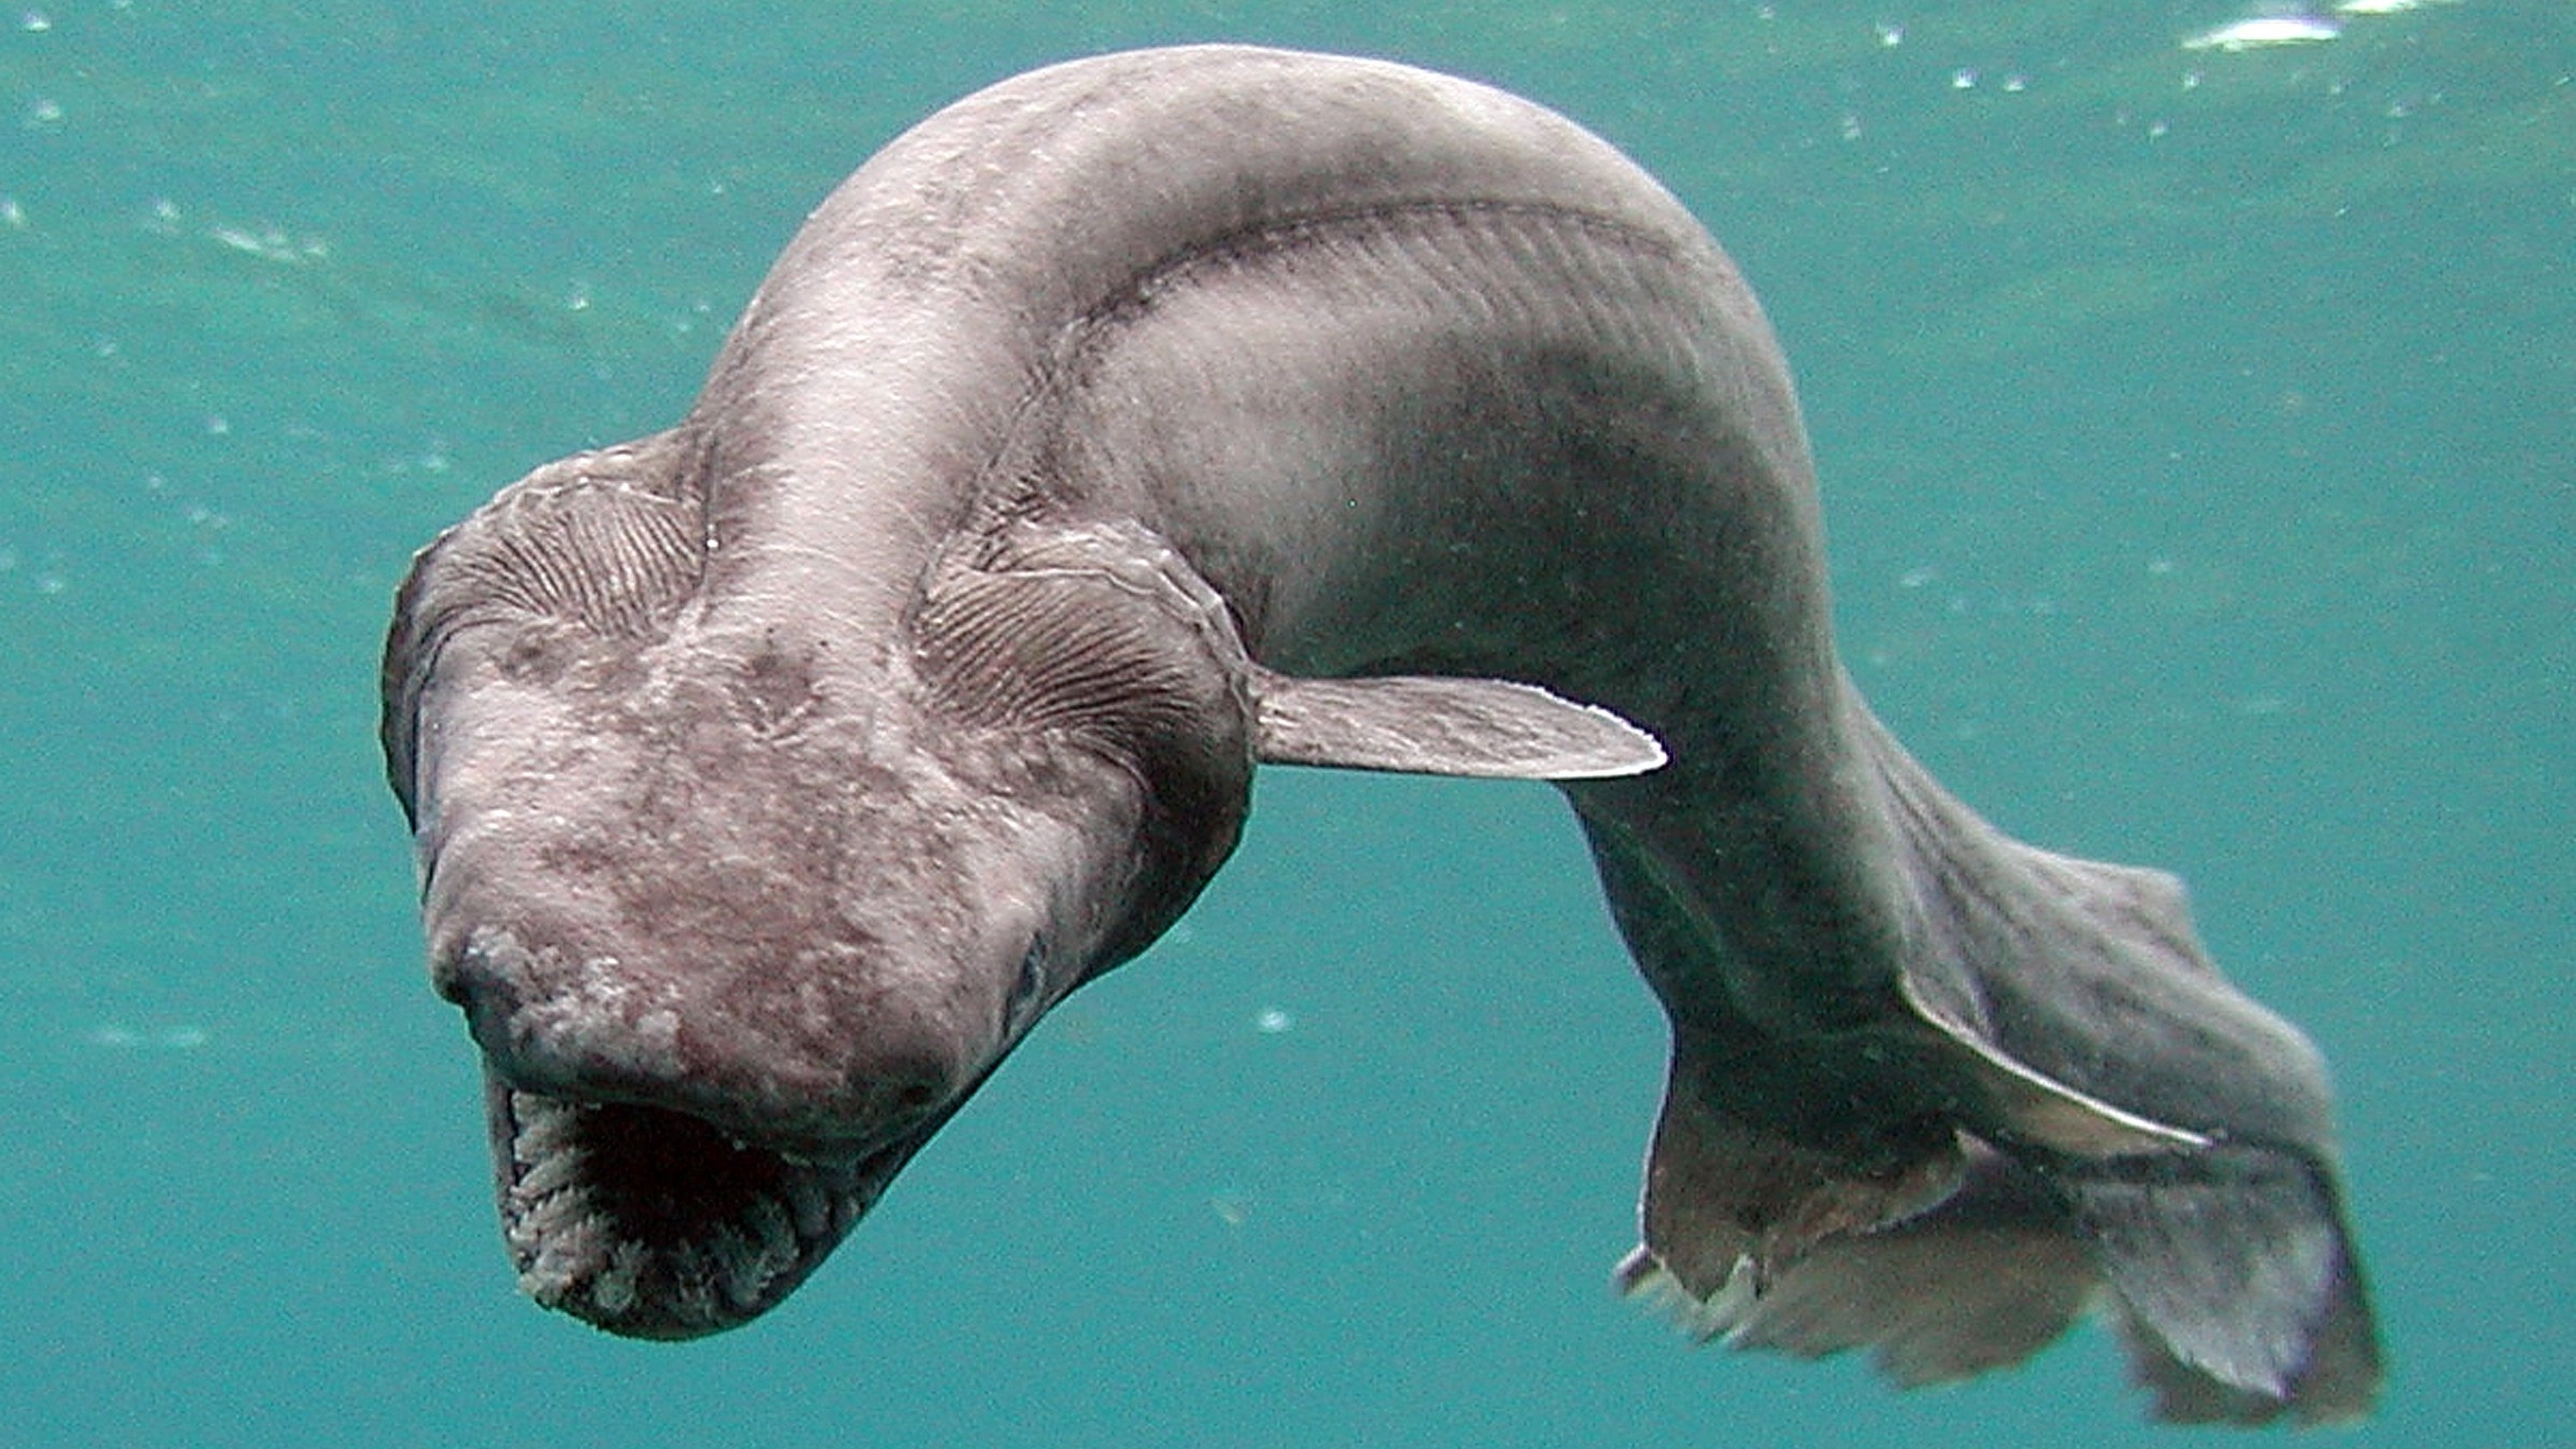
1007, 939, 1049, 1028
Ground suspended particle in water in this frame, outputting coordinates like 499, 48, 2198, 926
2183, 14, 2342, 51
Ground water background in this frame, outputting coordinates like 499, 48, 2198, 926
3, 2, 2567, 1444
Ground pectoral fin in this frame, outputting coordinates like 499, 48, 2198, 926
1250, 669, 1666, 780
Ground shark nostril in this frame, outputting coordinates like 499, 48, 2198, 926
890, 1077, 943, 1118
848, 1055, 959, 1135
432, 930, 507, 1008
427, 929, 562, 1089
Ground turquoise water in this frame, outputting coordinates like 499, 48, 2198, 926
3, 1, 2567, 1443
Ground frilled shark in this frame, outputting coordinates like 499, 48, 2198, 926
380, 45, 2379, 1425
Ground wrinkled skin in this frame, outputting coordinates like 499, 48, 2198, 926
384, 46, 2378, 1421
388, 467, 1258, 1332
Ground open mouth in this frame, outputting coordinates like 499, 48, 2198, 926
483, 1071, 908, 1339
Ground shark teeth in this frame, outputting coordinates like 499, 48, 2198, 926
490, 1081, 875, 1338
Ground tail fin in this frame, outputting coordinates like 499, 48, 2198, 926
1610, 708, 2380, 1422
1621, 1138, 2095, 1388
2074, 1144, 2381, 1423
1621, 1135, 2379, 1423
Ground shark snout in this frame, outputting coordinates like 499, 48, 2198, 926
434, 923, 971, 1160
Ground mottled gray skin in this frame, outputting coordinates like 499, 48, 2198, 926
382, 46, 2378, 1423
